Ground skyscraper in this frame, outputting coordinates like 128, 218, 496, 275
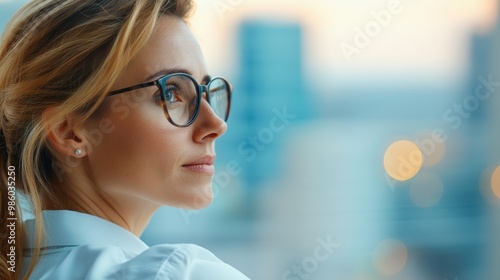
218, 19, 314, 195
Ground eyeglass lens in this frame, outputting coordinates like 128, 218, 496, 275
163, 74, 229, 126
208, 78, 229, 121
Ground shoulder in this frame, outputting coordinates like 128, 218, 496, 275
25, 243, 250, 280
112, 243, 250, 280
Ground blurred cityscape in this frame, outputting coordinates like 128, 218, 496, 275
2, 1, 500, 279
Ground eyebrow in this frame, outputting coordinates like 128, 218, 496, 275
145, 68, 211, 85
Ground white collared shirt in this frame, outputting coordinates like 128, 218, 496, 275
22, 210, 250, 280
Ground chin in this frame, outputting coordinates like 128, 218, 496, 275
186, 183, 214, 210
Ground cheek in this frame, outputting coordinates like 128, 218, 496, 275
87, 104, 187, 193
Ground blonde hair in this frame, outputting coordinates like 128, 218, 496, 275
0, 0, 194, 279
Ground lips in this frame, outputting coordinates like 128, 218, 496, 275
182, 155, 215, 174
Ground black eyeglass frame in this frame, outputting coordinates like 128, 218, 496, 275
107, 73, 232, 127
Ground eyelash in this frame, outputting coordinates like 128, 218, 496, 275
153, 91, 162, 103
153, 85, 180, 103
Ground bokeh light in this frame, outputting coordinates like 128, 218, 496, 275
410, 173, 444, 207
384, 140, 423, 181
491, 166, 500, 199
373, 239, 408, 276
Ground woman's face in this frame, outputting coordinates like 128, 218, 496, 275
82, 16, 227, 211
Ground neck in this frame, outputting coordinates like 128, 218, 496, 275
45, 176, 160, 237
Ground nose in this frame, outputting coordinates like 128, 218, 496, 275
192, 97, 227, 143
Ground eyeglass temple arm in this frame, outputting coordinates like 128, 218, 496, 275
108, 81, 158, 96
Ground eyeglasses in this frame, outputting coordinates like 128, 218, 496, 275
107, 73, 231, 127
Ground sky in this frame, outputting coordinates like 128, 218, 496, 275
190, 0, 499, 86
1, 0, 498, 85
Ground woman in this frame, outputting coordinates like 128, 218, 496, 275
0, 0, 250, 279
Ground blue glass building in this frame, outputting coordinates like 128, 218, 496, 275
218, 20, 314, 201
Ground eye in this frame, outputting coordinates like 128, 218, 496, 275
165, 86, 177, 102
163, 83, 186, 108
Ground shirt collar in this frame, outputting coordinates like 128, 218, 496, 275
24, 210, 149, 255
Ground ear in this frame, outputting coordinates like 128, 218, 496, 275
43, 106, 88, 158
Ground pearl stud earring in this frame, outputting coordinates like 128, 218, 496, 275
75, 149, 82, 156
